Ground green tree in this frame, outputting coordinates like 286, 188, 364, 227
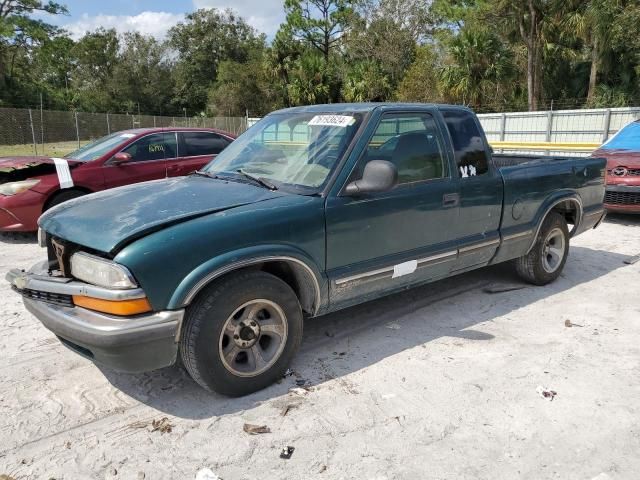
70, 28, 120, 112
168, 8, 262, 113
112, 32, 175, 114
342, 60, 391, 102
282, 0, 356, 65
440, 28, 516, 109
0, 0, 67, 104
395, 45, 447, 103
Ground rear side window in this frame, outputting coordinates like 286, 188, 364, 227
122, 133, 177, 162
441, 109, 489, 177
180, 132, 230, 156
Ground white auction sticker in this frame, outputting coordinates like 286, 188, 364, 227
308, 115, 355, 128
52, 158, 74, 189
392, 260, 417, 279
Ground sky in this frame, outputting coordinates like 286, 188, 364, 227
44, 0, 285, 40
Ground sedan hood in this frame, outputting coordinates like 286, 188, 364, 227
39, 176, 286, 254
0, 156, 81, 183
592, 149, 640, 168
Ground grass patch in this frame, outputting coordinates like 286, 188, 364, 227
0, 141, 80, 158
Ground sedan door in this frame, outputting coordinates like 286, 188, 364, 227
104, 132, 177, 188
325, 110, 460, 309
168, 131, 233, 177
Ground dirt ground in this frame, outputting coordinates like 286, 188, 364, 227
1, 215, 639, 480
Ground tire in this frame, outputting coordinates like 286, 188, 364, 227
180, 270, 303, 396
514, 211, 570, 285
45, 190, 86, 211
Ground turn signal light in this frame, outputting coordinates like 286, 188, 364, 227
72, 296, 152, 316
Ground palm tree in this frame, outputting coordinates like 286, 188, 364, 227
563, 0, 622, 103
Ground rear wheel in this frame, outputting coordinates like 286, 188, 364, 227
180, 270, 303, 396
514, 212, 569, 285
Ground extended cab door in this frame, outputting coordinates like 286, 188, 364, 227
440, 108, 504, 271
169, 131, 233, 177
104, 132, 177, 188
325, 110, 460, 309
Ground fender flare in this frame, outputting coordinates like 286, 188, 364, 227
526, 193, 583, 254
168, 245, 326, 314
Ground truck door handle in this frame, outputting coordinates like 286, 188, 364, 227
443, 193, 460, 208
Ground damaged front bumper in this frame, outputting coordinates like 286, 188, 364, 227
6, 262, 184, 373
0, 188, 45, 231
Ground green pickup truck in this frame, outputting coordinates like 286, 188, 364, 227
7, 103, 607, 396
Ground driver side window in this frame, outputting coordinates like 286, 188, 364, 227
122, 133, 177, 162
363, 113, 447, 185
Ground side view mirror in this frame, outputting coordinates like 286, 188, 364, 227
112, 152, 132, 164
344, 160, 398, 196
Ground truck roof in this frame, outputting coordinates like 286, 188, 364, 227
273, 103, 473, 114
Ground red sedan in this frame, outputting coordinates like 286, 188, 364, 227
0, 127, 236, 231
592, 120, 640, 214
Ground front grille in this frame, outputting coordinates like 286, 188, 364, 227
608, 168, 640, 177
13, 286, 74, 307
605, 191, 640, 205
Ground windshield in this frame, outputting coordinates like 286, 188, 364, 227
204, 112, 364, 192
601, 121, 640, 151
65, 132, 137, 161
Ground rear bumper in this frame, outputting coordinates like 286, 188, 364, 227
605, 184, 640, 213
0, 189, 44, 232
6, 264, 183, 373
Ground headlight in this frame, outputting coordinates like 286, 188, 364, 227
0, 179, 40, 196
70, 252, 137, 289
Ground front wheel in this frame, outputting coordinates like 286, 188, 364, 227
514, 212, 570, 285
180, 270, 303, 396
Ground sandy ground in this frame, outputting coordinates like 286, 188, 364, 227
0, 215, 639, 480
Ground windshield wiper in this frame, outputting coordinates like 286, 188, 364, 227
236, 169, 278, 190
191, 170, 221, 179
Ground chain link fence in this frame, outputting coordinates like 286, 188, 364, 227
0, 107, 249, 157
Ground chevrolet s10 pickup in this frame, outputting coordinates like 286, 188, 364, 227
7, 103, 607, 396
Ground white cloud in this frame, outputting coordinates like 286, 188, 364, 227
63, 11, 185, 40
193, 0, 285, 36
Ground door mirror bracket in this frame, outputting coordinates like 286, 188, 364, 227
344, 160, 398, 196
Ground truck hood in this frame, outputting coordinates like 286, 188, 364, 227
0, 156, 81, 183
39, 176, 287, 253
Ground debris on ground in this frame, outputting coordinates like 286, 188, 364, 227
282, 368, 295, 378
324, 331, 335, 337
319, 465, 327, 473
289, 387, 310, 396
483, 284, 526, 294
280, 404, 297, 417
565, 319, 583, 327
536, 385, 557, 401
0, 475, 17, 480
385, 322, 401, 330
195, 468, 221, 480
243, 423, 271, 435
151, 417, 173, 434
295, 379, 307, 386
623, 254, 640, 265
279, 446, 295, 459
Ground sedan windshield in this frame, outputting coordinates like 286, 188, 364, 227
601, 121, 640, 151
204, 112, 364, 192
64, 132, 137, 161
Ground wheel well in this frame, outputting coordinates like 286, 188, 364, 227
43, 187, 92, 212
550, 199, 581, 236
189, 260, 319, 316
